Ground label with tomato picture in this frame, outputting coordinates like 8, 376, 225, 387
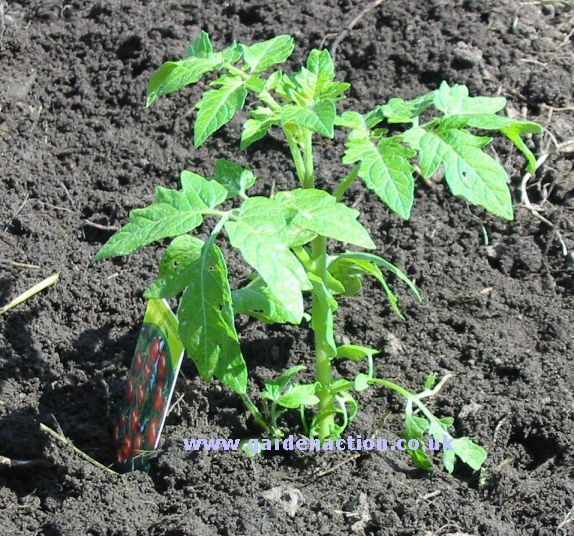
114, 299, 184, 471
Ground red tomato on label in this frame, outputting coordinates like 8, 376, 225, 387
136, 383, 146, 406
133, 351, 143, 373
118, 412, 125, 429
130, 407, 140, 433
143, 361, 153, 383
150, 338, 162, 363
125, 376, 136, 403
117, 449, 126, 464
152, 383, 165, 413
122, 435, 132, 458
157, 352, 167, 381
133, 432, 143, 452
113, 423, 120, 444
146, 416, 160, 448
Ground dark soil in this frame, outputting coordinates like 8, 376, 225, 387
1, 0, 573, 534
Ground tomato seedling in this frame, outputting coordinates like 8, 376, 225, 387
96, 33, 542, 472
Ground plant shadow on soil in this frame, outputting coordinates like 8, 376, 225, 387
1, 0, 574, 534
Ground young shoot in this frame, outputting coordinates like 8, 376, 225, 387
95, 32, 542, 473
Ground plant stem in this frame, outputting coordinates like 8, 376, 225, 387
40, 423, 118, 475
284, 129, 307, 188
302, 129, 314, 189
311, 235, 336, 439
333, 167, 359, 201
240, 393, 271, 434
224, 63, 282, 112
368, 377, 413, 399
297, 128, 336, 439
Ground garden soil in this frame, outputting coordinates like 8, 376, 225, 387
1, 0, 573, 534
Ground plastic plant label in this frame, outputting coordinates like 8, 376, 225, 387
114, 299, 184, 471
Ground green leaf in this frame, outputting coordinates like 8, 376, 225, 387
335, 345, 379, 361
274, 188, 375, 249
240, 35, 294, 73
440, 114, 542, 173
221, 43, 243, 64
240, 106, 277, 150
214, 159, 256, 198
280, 100, 336, 138
178, 242, 247, 394
418, 128, 513, 220
306, 49, 350, 100
379, 93, 435, 124
225, 197, 311, 323
404, 415, 429, 437
451, 437, 487, 472
443, 448, 456, 473
440, 416, 455, 427
337, 252, 421, 301
428, 417, 449, 443
403, 414, 432, 471
330, 252, 419, 319
240, 119, 270, 149
194, 75, 247, 147
94, 172, 226, 260
262, 365, 307, 402
433, 81, 506, 115
500, 123, 540, 173
145, 235, 203, 299
245, 76, 265, 93
277, 383, 319, 409
306, 49, 334, 87
401, 126, 425, 151
280, 68, 317, 105
335, 111, 365, 130
423, 372, 438, 390
328, 378, 354, 395
353, 373, 370, 392
345, 258, 403, 318
146, 55, 224, 107
343, 132, 416, 220
328, 258, 364, 297
184, 31, 213, 59
308, 273, 337, 360
231, 276, 291, 324
324, 270, 346, 295
429, 417, 486, 473
180, 170, 229, 208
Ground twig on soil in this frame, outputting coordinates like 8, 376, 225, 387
61, 182, 76, 210
541, 103, 574, 113
430, 523, 465, 536
0, 455, 49, 470
40, 201, 74, 213
417, 373, 453, 401
422, 490, 442, 501
40, 423, 118, 476
84, 219, 120, 232
167, 393, 186, 417
0, 260, 41, 270
558, 506, 573, 532
0, 2, 5, 44
312, 451, 363, 479
310, 422, 387, 480
519, 137, 574, 256
482, 67, 526, 101
0, 272, 59, 316
322, 0, 387, 60
493, 456, 514, 473
4, 193, 30, 232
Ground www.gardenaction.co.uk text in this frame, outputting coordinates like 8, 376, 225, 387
182, 434, 453, 453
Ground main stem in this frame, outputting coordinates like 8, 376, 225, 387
298, 128, 335, 439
